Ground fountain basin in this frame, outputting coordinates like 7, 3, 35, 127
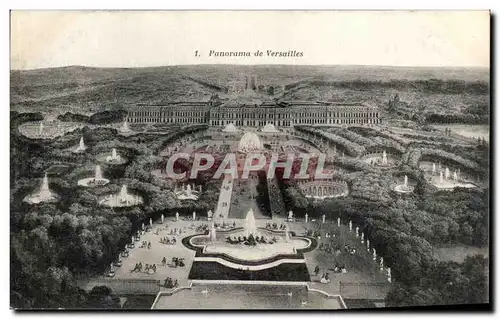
99, 185, 144, 207
175, 185, 201, 201
176, 193, 200, 201
393, 184, 414, 194
96, 148, 129, 165
186, 228, 314, 264
362, 151, 398, 168
78, 177, 110, 187
394, 175, 415, 194
428, 176, 477, 190
298, 180, 349, 200
23, 173, 60, 204
99, 193, 144, 207
23, 192, 59, 204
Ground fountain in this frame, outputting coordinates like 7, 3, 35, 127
74, 136, 87, 153
365, 149, 396, 167
119, 118, 132, 133
95, 165, 103, 179
120, 185, 129, 200
186, 207, 314, 264
175, 183, 200, 201
77, 165, 110, 187
432, 166, 476, 190
261, 123, 280, 133
394, 174, 414, 194
24, 173, 59, 204
238, 131, 262, 153
105, 148, 125, 164
222, 123, 239, 133
244, 208, 257, 237
381, 150, 388, 165
99, 184, 143, 207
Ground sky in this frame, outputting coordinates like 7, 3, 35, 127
10, 11, 490, 70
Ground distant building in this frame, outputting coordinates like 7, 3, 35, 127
127, 95, 382, 127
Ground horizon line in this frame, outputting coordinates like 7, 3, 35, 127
10, 63, 490, 72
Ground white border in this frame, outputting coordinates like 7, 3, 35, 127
2, 1, 497, 319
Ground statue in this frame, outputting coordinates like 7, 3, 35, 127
207, 210, 213, 220
141, 223, 145, 231
387, 267, 392, 283
305, 213, 308, 223
361, 232, 364, 243
349, 220, 352, 232
373, 248, 377, 260
380, 257, 384, 270
131, 236, 134, 244
355, 226, 359, 238
175, 211, 179, 222
210, 223, 217, 241
322, 214, 326, 224
161, 214, 164, 224
337, 217, 340, 227
367, 239, 370, 251
288, 210, 293, 220
150, 218, 153, 228
193, 211, 196, 221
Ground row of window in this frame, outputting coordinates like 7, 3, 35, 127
130, 117, 382, 125
129, 109, 379, 119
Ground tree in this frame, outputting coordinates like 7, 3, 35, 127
85, 286, 121, 309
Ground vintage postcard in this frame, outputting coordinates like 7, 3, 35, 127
10, 10, 490, 310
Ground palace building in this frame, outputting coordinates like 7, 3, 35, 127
127, 94, 382, 128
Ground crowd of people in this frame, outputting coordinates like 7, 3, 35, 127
130, 262, 157, 274
225, 235, 278, 245
163, 277, 179, 289
265, 222, 288, 231
139, 241, 152, 249
160, 237, 177, 245
168, 228, 183, 236
319, 241, 357, 255
169, 257, 185, 268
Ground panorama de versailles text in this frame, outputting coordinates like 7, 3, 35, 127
206, 50, 304, 58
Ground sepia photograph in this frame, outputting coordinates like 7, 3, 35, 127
9, 10, 490, 310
